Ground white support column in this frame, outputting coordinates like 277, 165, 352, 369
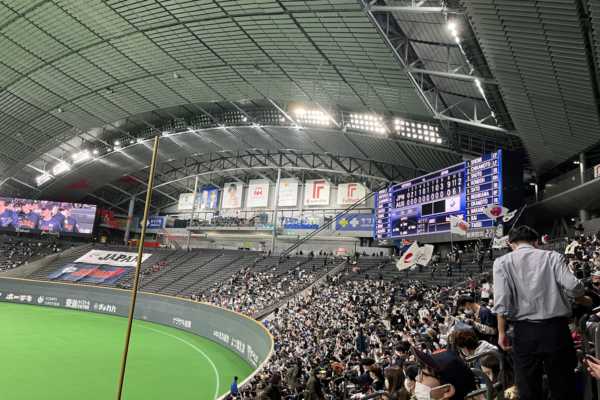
123, 196, 135, 245
272, 168, 282, 253
579, 153, 589, 222
186, 176, 199, 251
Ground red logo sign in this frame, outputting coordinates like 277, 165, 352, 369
346, 183, 357, 199
312, 180, 326, 199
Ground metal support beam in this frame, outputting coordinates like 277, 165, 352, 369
408, 67, 497, 85
367, 5, 463, 14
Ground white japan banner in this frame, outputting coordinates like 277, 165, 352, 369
222, 182, 243, 209
304, 179, 330, 206
177, 193, 196, 211
247, 179, 270, 207
75, 250, 151, 267
337, 183, 367, 205
278, 179, 299, 207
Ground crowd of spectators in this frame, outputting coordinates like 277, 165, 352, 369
0, 235, 64, 272
197, 264, 317, 316
211, 228, 600, 400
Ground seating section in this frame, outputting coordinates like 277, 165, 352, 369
0, 235, 76, 272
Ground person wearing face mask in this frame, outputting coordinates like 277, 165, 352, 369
411, 347, 477, 400
456, 295, 497, 344
402, 364, 419, 397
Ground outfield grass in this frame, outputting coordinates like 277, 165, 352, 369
0, 302, 253, 400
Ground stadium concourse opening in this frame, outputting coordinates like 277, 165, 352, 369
0, 302, 252, 400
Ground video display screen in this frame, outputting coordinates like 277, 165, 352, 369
374, 150, 503, 240
0, 196, 97, 236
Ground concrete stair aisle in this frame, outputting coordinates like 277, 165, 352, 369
173, 252, 250, 297
187, 252, 260, 296
137, 250, 197, 287
141, 250, 220, 294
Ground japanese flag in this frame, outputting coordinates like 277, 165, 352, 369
396, 242, 419, 271
449, 215, 469, 236
484, 204, 508, 219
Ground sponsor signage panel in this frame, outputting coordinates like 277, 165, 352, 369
222, 182, 243, 209
337, 183, 367, 205
133, 215, 165, 230
177, 193, 196, 211
282, 217, 320, 230
335, 213, 374, 231
247, 179, 270, 208
278, 179, 298, 207
74, 250, 151, 267
199, 188, 219, 209
304, 179, 330, 206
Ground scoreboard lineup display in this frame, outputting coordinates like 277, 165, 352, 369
375, 150, 503, 240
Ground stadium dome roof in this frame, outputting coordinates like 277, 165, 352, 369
0, 0, 599, 209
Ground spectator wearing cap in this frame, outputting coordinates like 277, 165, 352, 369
492, 225, 590, 400
412, 348, 477, 399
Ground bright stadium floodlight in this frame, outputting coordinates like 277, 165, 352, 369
92, 149, 99, 156
348, 113, 386, 134
294, 108, 331, 127
71, 150, 90, 164
36, 173, 53, 186
52, 161, 71, 176
114, 140, 121, 146
393, 117, 443, 145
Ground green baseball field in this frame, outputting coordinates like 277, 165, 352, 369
0, 302, 254, 400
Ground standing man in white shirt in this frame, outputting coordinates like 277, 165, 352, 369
493, 225, 590, 400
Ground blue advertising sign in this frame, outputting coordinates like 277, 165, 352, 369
134, 215, 166, 230
282, 217, 320, 230
335, 213, 374, 231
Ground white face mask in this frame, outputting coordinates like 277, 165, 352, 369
404, 379, 415, 393
414, 381, 432, 400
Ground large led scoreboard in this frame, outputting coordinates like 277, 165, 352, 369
374, 150, 515, 241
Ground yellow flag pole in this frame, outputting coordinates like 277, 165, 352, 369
116, 135, 160, 399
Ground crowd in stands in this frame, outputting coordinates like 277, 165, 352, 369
214, 228, 600, 400
197, 263, 318, 316
0, 235, 64, 272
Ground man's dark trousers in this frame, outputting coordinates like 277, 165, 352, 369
512, 317, 576, 400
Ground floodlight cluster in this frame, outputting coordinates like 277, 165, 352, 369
293, 108, 331, 127
348, 113, 386, 134
394, 119, 442, 144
